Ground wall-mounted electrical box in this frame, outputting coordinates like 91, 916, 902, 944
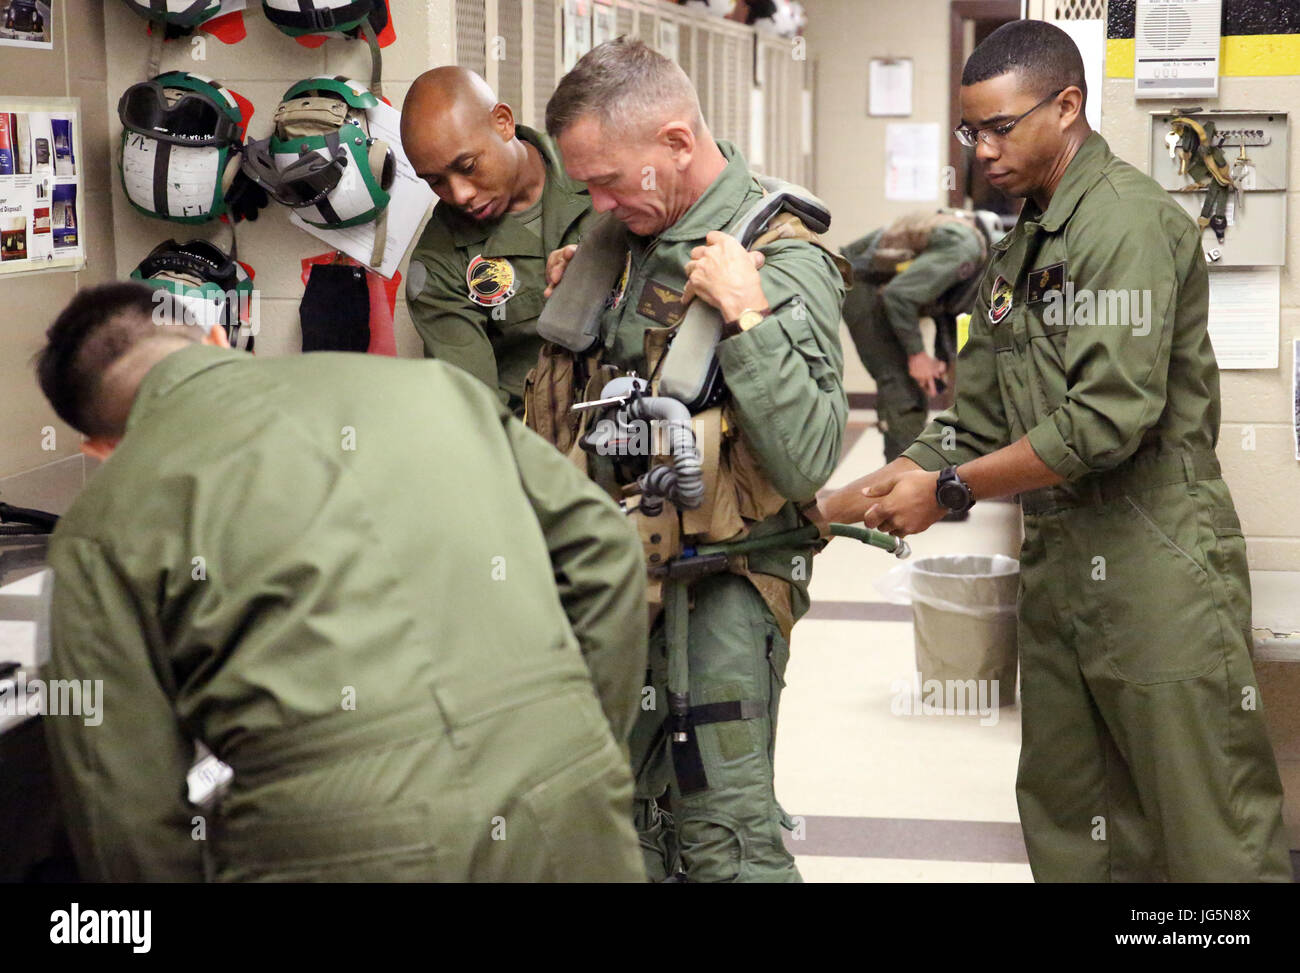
1135, 0, 1223, 100
1147, 110, 1289, 266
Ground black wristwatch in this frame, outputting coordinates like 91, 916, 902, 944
935, 466, 975, 514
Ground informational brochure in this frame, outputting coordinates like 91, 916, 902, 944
0, 96, 85, 276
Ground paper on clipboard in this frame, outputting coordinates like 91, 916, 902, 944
288, 98, 435, 279
869, 59, 912, 117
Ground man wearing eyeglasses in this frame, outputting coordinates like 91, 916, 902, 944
822, 20, 1290, 882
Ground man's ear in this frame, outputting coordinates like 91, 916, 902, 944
660, 120, 696, 169
1058, 85, 1085, 130
491, 102, 517, 142
80, 437, 119, 462
203, 324, 231, 348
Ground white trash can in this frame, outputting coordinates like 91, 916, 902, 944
878, 554, 1019, 706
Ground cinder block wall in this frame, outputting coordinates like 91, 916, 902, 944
1101, 75, 1300, 572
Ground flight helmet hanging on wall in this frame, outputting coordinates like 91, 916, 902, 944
130, 238, 258, 351
261, 0, 387, 40
241, 77, 394, 263
120, 0, 226, 32
117, 72, 246, 224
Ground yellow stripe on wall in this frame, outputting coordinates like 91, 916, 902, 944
1106, 34, 1300, 79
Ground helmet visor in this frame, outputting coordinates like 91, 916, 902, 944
240, 139, 347, 208
118, 81, 241, 147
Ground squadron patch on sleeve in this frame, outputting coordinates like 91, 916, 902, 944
466, 255, 518, 307
988, 274, 1014, 325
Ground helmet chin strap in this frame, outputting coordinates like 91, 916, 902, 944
361, 18, 383, 99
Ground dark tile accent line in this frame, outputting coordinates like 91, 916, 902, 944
848, 391, 949, 411
804, 600, 913, 622
783, 814, 1030, 864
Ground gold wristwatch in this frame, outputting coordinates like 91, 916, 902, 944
726, 307, 770, 336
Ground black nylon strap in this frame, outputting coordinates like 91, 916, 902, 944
272, 0, 372, 31
149, 0, 217, 26
315, 193, 342, 224
689, 700, 765, 726
672, 731, 709, 796
152, 139, 172, 217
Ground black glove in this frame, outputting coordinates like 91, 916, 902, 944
300, 263, 371, 353
225, 168, 270, 224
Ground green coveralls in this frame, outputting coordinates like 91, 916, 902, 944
44, 345, 648, 882
841, 219, 985, 462
591, 142, 848, 882
902, 133, 1291, 882
407, 125, 595, 415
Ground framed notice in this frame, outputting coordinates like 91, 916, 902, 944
0, 0, 53, 51
0, 95, 85, 276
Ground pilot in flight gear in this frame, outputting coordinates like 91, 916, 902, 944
401, 67, 596, 415
840, 209, 1001, 462
34, 282, 648, 882
824, 20, 1290, 883
533, 39, 850, 882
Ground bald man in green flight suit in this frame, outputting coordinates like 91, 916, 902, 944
401, 66, 597, 415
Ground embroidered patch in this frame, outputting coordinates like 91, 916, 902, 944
607, 251, 631, 310
1026, 261, 1066, 304
636, 278, 687, 327
988, 274, 1014, 324
466, 255, 517, 307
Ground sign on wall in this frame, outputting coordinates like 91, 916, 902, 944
0, 96, 85, 276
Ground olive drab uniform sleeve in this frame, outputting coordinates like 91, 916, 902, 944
714, 237, 848, 503
878, 223, 985, 357
406, 219, 505, 395
501, 411, 649, 744
44, 536, 205, 882
1023, 200, 1200, 479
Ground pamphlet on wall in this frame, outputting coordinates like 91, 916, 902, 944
0, 96, 85, 276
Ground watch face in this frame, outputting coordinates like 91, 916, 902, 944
937, 481, 968, 510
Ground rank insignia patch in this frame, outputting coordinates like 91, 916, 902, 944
1026, 262, 1066, 304
636, 278, 686, 327
989, 274, 1014, 324
466, 255, 517, 307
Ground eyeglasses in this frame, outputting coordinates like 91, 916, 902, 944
955, 88, 1065, 148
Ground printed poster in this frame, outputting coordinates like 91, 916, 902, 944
0, 96, 85, 275
0, 0, 53, 51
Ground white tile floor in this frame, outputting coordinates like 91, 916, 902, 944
779, 410, 1035, 881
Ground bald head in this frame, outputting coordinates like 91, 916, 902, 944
401, 67, 540, 220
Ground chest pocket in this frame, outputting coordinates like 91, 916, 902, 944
496, 286, 543, 328
1021, 284, 1072, 424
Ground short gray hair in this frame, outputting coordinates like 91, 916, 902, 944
545, 37, 703, 141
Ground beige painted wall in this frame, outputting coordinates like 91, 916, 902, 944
805, 0, 954, 252
1101, 76, 1300, 572
805, 0, 953, 394
0, 1, 115, 486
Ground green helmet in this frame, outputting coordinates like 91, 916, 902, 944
120, 0, 225, 29
240, 76, 393, 230
117, 71, 246, 225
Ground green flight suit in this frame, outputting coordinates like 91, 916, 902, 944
590, 142, 848, 882
902, 133, 1291, 882
43, 344, 648, 882
407, 125, 595, 414
841, 219, 985, 462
